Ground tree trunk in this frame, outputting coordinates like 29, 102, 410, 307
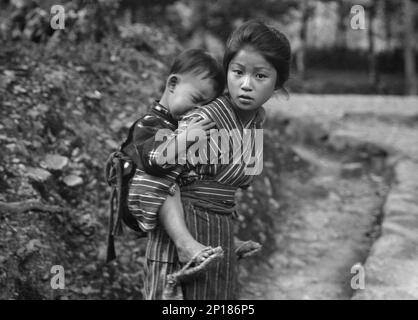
403, 0, 418, 95
367, 1, 379, 90
335, 0, 347, 50
383, 0, 392, 50
297, 1, 310, 79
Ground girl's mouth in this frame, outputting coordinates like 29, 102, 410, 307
238, 95, 254, 103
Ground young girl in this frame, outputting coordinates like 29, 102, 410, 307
143, 19, 291, 300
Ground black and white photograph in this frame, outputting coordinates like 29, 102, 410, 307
0, 0, 417, 304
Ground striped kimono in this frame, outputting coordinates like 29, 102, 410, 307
143, 94, 265, 300
125, 101, 183, 232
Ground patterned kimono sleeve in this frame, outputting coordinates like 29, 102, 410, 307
142, 109, 209, 175
129, 115, 178, 177
140, 129, 179, 176
126, 116, 181, 234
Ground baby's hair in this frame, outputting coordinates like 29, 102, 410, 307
223, 20, 291, 90
169, 49, 225, 98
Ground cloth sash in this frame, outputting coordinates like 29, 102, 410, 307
180, 180, 237, 215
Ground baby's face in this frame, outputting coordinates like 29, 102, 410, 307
168, 72, 217, 120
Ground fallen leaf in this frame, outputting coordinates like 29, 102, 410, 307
44, 154, 69, 171
85, 90, 102, 100
26, 167, 52, 182
13, 85, 27, 94
110, 119, 123, 132
4, 70, 16, 81
105, 139, 119, 149
26, 239, 42, 253
27, 109, 40, 119
81, 286, 98, 295
0, 134, 14, 142
63, 174, 83, 187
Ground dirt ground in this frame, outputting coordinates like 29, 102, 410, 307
238, 145, 390, 300
238, 93, 418, 300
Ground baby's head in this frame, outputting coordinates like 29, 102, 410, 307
161, 49, 225, 120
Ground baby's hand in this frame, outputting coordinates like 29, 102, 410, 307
234, 238, 262, 260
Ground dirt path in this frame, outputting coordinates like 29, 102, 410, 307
239, 145, 389, 299
237, 94, 418, 300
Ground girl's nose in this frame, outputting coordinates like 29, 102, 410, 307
240, 75, 252, 91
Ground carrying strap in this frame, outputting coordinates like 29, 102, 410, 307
120, 119, 140, 151
106, 186, 117, 262
104, 119, 142, 263
104, 151, 129, 262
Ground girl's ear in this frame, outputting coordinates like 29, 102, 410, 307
274, 77, 281, 90
273, 86, 290, 100
167, 75, 179, 93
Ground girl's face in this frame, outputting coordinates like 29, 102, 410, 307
227, 46, 277, 113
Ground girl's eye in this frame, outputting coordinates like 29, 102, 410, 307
232, 69, 243, 75
256, 73, 267, 79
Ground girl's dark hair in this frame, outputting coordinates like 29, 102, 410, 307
169, 49, 225, 97
223, 20, 291, 90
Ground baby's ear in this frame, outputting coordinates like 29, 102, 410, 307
167, 75, 179, 92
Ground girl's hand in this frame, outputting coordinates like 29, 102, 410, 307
182, 117, 216, 149
186, 117, 216, 138
173, 117, 216, 163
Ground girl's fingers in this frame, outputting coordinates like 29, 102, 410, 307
194, 118, 213, 127
188, 117, 200, 125
201, 122, 216, 130
196, 117, 212, 124
198, 120, 216, 128
186, 118, 199, 129
189, 122, 216, 131
188, 117, 206, 125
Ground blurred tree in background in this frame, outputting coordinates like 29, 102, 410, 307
119, 0, 416, 95
404, 0, 418, 94
1, 0, 416, 95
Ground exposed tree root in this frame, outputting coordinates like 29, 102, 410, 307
0, 200, 68, 215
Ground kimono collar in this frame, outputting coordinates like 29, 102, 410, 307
223, 94, 266, 128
